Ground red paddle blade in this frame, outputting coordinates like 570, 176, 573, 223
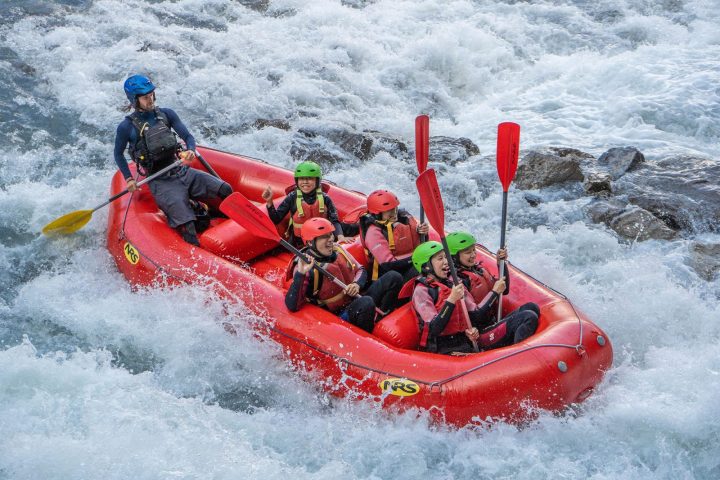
219, 192, 280, 242
415, 168, 446, 237
415, 115, 429, 174
342, 204, 367, 224
497, 122, 521, 192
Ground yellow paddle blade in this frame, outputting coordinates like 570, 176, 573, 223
42, 209, 94, 235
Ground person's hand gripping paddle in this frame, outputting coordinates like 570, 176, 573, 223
416, 168, 479, 352
495, 122, 521, 321
42, 159, 183, 236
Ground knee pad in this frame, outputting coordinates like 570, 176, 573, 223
218, 183, 233, 199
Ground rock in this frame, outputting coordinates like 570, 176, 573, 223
289, 129, 349, 166
335, 131, 374, 161
289, 126, 479, 168
363, 130, 410, 161
595, 146, 645, 180
253, 119, 290, 131
515, 149, 585, 189
197, 124, 248, 141
235, 0, 270, 12
548, 147, 595, 161
427, 136, 480, 166
688, 242, 720, 281
341, 0, 371, 7
289, 127, 408, 166
523, 192, 543, 207
584, 198, 627, 225
584, 172, 612, 196
613, 155, 720, 234
608, 206, 677, 241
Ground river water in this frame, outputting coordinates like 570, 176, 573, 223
1, 0, 719, 478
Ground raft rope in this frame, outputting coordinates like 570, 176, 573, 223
260, 298, 586, 390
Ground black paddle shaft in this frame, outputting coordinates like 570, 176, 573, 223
440, 237, 461, 286
196, 151, 221, 179
279, 239, 347, 289
499, 191, 509, 249
94, 160, 183, 213
440, 236, 480, 352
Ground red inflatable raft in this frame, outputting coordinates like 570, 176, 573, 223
107, 146, 613, 426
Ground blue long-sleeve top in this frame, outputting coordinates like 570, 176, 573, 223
113, 107, 196, 180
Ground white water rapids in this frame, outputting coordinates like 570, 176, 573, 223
1, 0, 719, 478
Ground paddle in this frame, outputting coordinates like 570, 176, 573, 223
195, 150, 220, 179
220, 192, 379, 310
416, 168, 479, 352
42, 159, 183, 236
415, 115, 429, 242
495, 122, 521, 321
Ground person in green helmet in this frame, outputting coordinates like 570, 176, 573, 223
446, 232, 540, 351
262, 161, 348, 246
407, 241, 538, 355
446, 231, 509, 304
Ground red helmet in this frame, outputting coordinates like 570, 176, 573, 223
301, 217, 335, 244
367, 190, 400, 214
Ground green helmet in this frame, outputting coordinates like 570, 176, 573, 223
412, 241, 444, 274
294, 161, 322, 179
446, 231, 476, 255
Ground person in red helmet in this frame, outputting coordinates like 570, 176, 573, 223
284, 217, 403, 332
360, 189, 429, 282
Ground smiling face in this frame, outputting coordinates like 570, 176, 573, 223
457, 246, 476, 268
297, 177, 317, 194
136, 91, 155, 111
312, 233, 334, 256
380, 207, 398, 223
429, 250, 450, 279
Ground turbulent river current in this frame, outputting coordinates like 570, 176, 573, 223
1, 1, 719, 478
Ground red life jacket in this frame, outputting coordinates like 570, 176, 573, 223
307, 247, 357, 313
361, 213, 421, 280
459, 266, 495, 304
413, 277, 468, 349
289, 188, 327, 238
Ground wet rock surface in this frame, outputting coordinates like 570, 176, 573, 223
288, 126, 479, 167
515, 146, 720, 280
595, 146, 645, 180
689, 242, 720, 281
514, 148, 587, 189
607, 206, 677, 241
517, 147, 720, 238
614, 155, 720, 234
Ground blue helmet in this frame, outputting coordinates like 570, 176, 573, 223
123, 74, 155, 105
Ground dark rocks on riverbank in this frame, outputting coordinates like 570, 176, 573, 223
288, 125, 479, 167
689, 242, 720, 281
516, 146, 720, 240
515, 145, 720, 280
